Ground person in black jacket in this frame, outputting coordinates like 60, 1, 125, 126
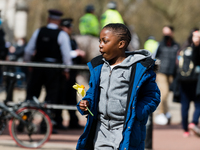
188, 29, 200, 137
24, 9, 72, 133
54, 18, 85, 130
192, 30, 200, 67
173, 28, 200, 137
192, 31, 200, 99
155, 25, 180, 125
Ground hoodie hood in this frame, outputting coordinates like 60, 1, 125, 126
103, 49, 152, 67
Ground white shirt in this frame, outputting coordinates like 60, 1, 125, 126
110, 63, 121, 70
24, 23, 72, 71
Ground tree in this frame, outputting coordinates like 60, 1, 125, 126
26, 0, 200, 48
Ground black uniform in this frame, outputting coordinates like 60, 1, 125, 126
55, 38, 82, 129
26, 27, 63, 104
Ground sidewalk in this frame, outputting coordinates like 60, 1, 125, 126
0, 122, 199, 150
0, 87, 200, 150
153, 124, 200, 150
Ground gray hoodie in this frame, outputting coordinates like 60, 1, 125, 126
98, 49, 152, 129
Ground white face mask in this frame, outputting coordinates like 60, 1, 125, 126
17, 39, 24, 46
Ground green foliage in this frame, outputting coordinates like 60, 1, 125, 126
26, 0, 200, 48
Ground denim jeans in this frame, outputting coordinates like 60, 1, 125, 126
180, 82, 200, 131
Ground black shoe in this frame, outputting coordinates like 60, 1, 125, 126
52, 129, 58, 134
68, 124, 84, 130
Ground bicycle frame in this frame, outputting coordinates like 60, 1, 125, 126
0, 102, 24, 122
0, 97, 52, 148
0, 71, 53, 148
0, 98, 44, 129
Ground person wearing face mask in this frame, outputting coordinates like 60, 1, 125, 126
154, 25, 180, 125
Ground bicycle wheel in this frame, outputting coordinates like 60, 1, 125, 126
8, 107, 52, 148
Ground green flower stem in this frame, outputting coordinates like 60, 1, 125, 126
85, 105, 94, 116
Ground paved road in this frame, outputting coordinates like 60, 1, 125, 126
0, 86, 200, 150
0, 126, 79, 150
0, 123, 200, 150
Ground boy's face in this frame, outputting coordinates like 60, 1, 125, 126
99, 28, 125, 63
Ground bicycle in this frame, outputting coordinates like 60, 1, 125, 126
0, 71, 52, 148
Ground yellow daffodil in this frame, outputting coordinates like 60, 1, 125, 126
72, 83, 86, 97
73, 83, 94, 116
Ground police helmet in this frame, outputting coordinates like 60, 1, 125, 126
107, 1, 117, 9
48, 9, 63, 20
60, 18, 73, 28
85, 4, 95, 13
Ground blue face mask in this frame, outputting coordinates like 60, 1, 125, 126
0, 19, 2, 26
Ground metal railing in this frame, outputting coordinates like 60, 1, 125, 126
0, 61, 89, 70
0, 60, 89, 110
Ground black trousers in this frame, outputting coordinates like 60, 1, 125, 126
54, 70, 79, 127
180, 82, 200, 132
26, 67, 62, 104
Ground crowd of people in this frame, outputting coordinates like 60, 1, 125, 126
0, 1, 200, 149
144, 26, 200, 138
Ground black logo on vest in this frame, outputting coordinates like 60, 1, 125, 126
118, 71, 126, 79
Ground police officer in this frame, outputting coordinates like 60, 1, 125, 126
24, 9, 72, 133
79, 4, 100, 37
101, 1, 124, 28
144, 36, 159, 59
54, 18, 85, 129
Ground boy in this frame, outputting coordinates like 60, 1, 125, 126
77, 23, 160, 150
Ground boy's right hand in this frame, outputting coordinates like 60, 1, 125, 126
79, 100, 89, 111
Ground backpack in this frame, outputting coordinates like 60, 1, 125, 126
177, 46, 199, 82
